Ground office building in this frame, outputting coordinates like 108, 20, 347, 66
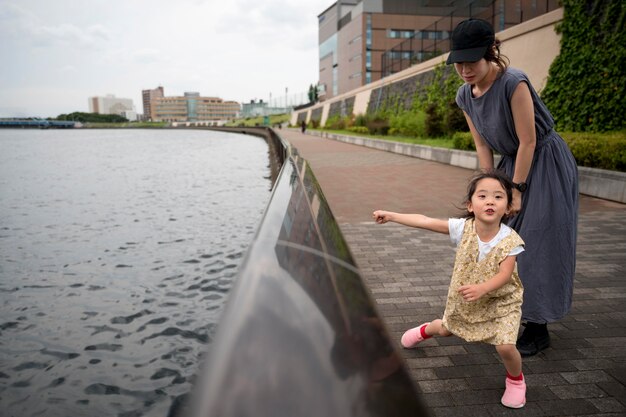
151, 92, 240, 122
318, 0, 560, 100
142, 86, 164, 121
88, 94, 136, 119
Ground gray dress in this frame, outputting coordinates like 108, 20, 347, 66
456, 67, 578, 323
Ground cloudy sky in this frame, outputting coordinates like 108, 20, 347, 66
0, 0, 332, 118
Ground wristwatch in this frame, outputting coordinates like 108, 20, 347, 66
514, 182, 528, 192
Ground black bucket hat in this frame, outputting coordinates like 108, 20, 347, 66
446, 18, 495, 64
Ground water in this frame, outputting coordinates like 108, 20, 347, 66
0, 128, 272, 416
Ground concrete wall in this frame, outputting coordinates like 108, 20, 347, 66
291, 8, 563, 127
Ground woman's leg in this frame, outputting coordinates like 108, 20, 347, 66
516, 322, 550, 356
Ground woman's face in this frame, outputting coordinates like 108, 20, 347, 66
454, 59, 492, 85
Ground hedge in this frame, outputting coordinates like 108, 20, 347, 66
451, 131, 626, 172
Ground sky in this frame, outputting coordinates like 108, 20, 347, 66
0, 0, 332, 118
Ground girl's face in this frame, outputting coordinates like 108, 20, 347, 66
467, 178, 510, 225
454, 59, 492, 85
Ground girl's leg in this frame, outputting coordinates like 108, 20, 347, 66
425, 319, 452, 337
401, 319, 451, 348
496, 344, 526, 409
495, 344, 522, 376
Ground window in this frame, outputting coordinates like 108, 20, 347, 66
416, 30, 450, 40
388, 29, 415, 39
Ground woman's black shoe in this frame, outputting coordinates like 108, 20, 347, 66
516, 322, 550, 356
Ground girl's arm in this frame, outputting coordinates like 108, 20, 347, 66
458, 255, 517, 301
509, 82, 537, 213
463, 111, 494, 170
373, 210, 449, 234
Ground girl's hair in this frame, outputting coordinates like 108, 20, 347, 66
462, 169, 514, 223
485, 38, 509, 73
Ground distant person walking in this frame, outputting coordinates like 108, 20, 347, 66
301, 120, 306, 134
446, 19, 578, 356
373, 170, 527, 409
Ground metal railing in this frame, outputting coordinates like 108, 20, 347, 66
381, 0, 561, 78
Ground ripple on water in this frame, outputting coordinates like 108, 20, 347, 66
0, 128, 271, 416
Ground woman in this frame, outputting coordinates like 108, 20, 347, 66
446, 19, 578, 356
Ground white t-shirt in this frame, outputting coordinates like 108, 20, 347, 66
448, 218, 524, 261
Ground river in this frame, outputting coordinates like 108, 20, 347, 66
0, 128, 272, 416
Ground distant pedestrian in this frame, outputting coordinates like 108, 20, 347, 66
373, 170, 527, 409
301, 120, 306, 134
447, 18, 578, 356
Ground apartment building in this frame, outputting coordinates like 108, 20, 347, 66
151, 92, 240, 122
318, 0, 560, 100
142, 86, 164, 121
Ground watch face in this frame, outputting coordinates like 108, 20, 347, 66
516, 182, 528, 192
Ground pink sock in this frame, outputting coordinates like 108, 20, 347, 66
507, 372, 524, 381
420, 324, 432, 339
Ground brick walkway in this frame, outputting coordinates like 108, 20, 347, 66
280, 129, 626, 417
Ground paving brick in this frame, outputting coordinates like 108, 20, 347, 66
524, 360, 578, 374
560, 370, 615, 384
449, 388, 502, 405
536, 399, 599, 415
417, 378, 470, 393
587, 397, 626, 413
549, 383, 608, 399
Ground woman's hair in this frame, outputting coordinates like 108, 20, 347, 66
485, 38, 509, 73
461, 169, 514, 223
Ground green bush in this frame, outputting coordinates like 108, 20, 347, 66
451, 132, 476, 151
366, 114, 390, 135
354, 114, 369, 127
449, 130, 626, 172
348, 126, 369, 134
425, 103, 444, 137
562, 131, 626, 171
324, 115, 345, 130
389, 110, 427, 137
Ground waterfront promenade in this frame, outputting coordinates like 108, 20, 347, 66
281, 129, 626, 416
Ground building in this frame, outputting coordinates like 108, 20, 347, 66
241, 99, 291, 118
142, 86, 164, 121
241, 99, 268, 117
151, 92, 240, 122
318, 0, 561, 100
88, 94, 136, 119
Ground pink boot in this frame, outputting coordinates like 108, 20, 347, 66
401, 322, 430, 348
501, 376, 526, 408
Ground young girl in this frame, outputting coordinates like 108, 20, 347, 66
373, 170, 526, 409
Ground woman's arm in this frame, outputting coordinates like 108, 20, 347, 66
373, 210, 449, 234
463, 111, 494, 170
509, 82, 537, 212
458, 255, 517, 301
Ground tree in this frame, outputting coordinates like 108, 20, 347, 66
308, 84, 319, 104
